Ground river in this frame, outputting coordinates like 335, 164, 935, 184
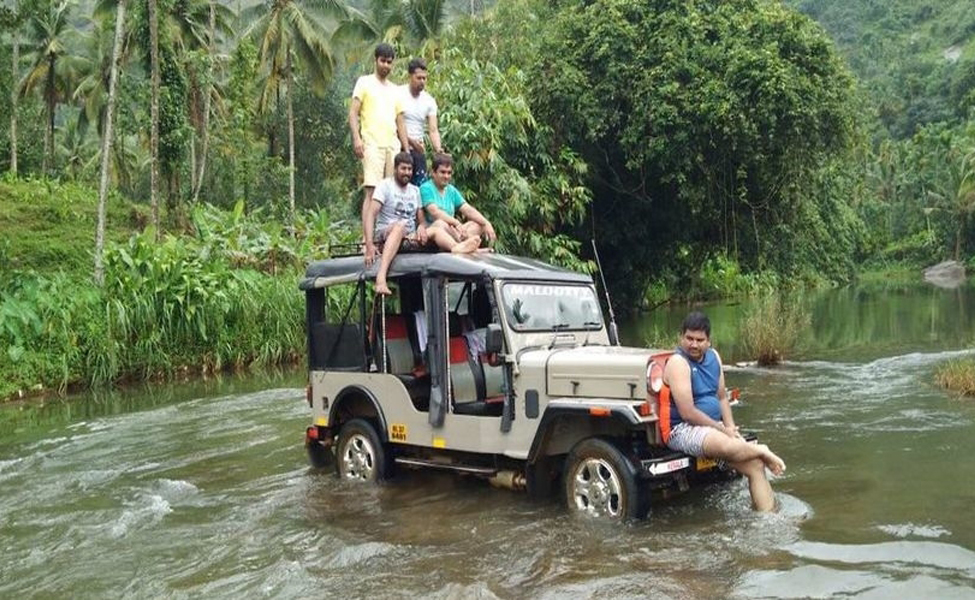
2, 283, 975, 598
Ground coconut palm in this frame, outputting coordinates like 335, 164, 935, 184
20, 0, 82, 174
5, 0, 22, 176
94, 0, 127, 285
244, 0, 344, 227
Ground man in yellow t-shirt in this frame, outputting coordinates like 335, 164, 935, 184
349, 43, 409, 266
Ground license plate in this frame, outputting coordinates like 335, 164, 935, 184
696, 457, 718, 471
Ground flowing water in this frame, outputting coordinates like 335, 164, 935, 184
2, 283, 975, 599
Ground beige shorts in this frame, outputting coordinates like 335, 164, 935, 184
362, 145, 396, 187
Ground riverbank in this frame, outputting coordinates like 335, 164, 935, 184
0, 179, 355, 403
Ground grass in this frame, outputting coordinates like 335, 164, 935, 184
935, 358, 975, 397
0, 176, 144, 274
738, 293, 811, 366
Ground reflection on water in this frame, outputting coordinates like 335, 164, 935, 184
1, 285, 975, 598
624, 282, 975, 363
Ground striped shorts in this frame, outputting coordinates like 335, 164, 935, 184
666, 422, 713, 456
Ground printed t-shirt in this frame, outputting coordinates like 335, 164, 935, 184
373, 178, 420, 236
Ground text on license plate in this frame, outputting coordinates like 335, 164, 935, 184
696, 457, 718, 471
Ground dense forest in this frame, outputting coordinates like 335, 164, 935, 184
1, 0, 974, 397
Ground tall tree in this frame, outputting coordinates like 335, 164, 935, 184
21, 0, 77, 174
148, 0, 160, 230
191, 0, 216, 204
245, 0, 340, 226
8, 0, 20, 176
94, 0, 127, 285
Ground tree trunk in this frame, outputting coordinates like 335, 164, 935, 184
191, 0, 215, 204
9, 0, 18, 177
149, 0, 160, 233
94, 0, 127, 285
287, 49, 296, 233
44, 56, 55, 174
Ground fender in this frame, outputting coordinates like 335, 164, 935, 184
526, 402, 644, 464
329, 384, 390, 443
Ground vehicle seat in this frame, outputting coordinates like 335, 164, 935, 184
463, 328, 505, 402
381, 315, 417, 375
450, 337, 502, 416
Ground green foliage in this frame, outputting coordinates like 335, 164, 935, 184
521, 0, 861, 308
739, 291, 811, 366
788, 0, 975, 138
0, 198, 357, 400
935, 357, 975, 397
0, 176, 141, 273
428, 39, 593, 271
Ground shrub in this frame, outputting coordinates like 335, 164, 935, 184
739, 293, 811, 366
935, 358, 975, 396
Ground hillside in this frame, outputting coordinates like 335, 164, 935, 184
0, 179, 143, 275
786, 0, 975, 138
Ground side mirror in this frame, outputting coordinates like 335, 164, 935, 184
484, 323, 504, 354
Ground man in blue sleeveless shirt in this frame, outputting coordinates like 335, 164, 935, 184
663, 311, 786, 511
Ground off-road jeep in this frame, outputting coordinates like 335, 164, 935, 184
300, 252, 743, 520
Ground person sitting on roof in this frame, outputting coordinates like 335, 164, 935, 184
364, 152, 479, 295
420, 153, 497, 249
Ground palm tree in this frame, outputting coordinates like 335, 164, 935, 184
244, 0, 342, 226
149, 0, 160, 230
95, 0, 127, 285
6, 0, 21, 176
21, 0, 80, 174
334, 0, 447, 57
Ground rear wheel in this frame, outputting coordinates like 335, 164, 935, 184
564, 438, 647, 520
335, 418, 391, 482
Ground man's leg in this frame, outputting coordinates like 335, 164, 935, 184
461, 221, 483, 240
360, 145, 385, 235
728, 457, 775, 512
427, 225, 480, 253
410, 149, 427, 186
375, 222, 406, 295
701, 429, 785, 512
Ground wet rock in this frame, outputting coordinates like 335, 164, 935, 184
923, 260, 966, 289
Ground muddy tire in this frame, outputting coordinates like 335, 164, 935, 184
564, 438, 648, 520
335, 419, 391, 482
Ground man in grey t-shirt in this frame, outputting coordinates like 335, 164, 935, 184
364, 152, 427, 295
396, 58, 443, 186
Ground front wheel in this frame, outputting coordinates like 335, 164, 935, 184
564, 438, 647, 520
335, 418, 392, 482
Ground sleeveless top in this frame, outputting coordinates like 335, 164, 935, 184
670, 347, 723, 426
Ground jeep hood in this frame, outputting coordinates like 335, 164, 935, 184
545, 346, 661, 400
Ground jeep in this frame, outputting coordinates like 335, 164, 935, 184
300, 252, 744, 520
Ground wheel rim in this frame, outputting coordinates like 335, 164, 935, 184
340, 433, 376, 481
571, 457, 624, 518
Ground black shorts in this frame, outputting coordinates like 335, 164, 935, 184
410, 149, 427, 186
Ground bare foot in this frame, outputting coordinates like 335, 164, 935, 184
476, 247, 494, 254
757, 444, 786, 475
451, 236, 481, 254
375, 281, 392, 295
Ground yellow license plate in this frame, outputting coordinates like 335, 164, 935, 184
696, 457, 718, 471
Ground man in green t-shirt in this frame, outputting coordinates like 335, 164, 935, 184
419, 153, 497, 247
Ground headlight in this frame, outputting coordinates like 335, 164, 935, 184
647, 361, 664, 393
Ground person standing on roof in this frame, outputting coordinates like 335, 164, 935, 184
662, 311, 787, 512
397, 58, 443, 187
350, 43, 408, 243
420, 153, 497, 248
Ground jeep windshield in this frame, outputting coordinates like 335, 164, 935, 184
500, 282, 603, 332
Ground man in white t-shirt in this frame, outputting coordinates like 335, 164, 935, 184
397, 58, 443, 186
